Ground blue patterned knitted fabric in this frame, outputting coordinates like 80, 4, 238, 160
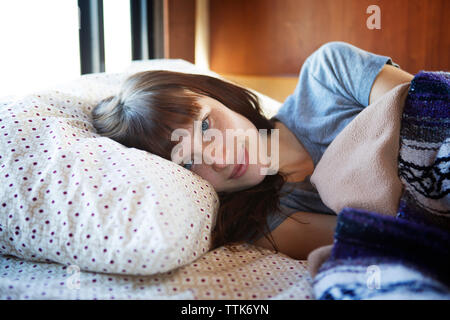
313, 208, 450, 299
313, 71, 450, 300
396, 71, 450, 229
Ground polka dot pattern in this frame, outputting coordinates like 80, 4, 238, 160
0, 243, 314, 300
0, 59, 284, 280
0, 68, 219, 275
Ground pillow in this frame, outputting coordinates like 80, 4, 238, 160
0, 59, 282, 275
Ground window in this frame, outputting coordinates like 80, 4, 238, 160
103, 1, 132, 73
0, 0, 80, 97
0, 0, 136, 98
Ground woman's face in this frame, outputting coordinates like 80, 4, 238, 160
172, 95, 271, 193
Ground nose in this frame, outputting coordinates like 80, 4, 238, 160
212, 160, 228, 172
209, 144, 232, 172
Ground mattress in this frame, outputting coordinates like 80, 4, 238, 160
0, 243, 313, 300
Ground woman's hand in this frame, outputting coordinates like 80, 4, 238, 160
369, 64, 414, 105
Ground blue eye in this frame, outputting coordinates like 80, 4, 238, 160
182, 117, 209, 171
183, 161, 193, 170
201, 118, 209, 132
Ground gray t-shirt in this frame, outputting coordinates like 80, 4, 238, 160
249, 42, 399, 242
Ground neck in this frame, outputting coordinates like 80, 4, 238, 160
265, 121, 314, 182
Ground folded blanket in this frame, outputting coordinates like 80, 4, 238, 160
311, 71, 449, 225
310, 82, 409, 216
311, 208, 450, 300
308, 71, 450, 299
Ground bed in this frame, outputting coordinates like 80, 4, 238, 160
0, 59, 315, 300
0, 244, 313, 300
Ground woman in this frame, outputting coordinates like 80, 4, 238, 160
92, 41, 414, 260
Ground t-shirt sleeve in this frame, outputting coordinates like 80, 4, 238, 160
305, 41, 400, 107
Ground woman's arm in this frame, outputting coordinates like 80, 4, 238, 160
305, 42, 413, 107
253, 212, 337, 260
369, 64, 414, 105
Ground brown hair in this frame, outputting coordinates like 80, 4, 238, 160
92, 70, 295, 252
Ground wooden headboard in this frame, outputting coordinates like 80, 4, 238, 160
163, 0, 449, 101
209, 0, 449, 76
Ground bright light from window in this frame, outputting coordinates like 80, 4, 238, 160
195, 0, 210, 70
0, 0, 80, 98
103, 0, 132, 73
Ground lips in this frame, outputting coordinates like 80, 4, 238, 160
229, 146, 249, 179
230, 163, 241, 179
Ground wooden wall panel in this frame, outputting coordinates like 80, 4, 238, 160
164, 0, 196, 63
210, 0, 450, 76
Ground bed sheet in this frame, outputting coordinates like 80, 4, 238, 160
0, 243, 314, 300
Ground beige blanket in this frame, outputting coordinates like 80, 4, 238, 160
310, 82, 411, 216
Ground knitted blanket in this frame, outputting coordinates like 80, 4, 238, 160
396, 71, 450, 228
313, 208, 450, 300
312, 71, 450, 299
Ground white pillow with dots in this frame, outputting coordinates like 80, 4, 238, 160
0, 59, 281, 275
0, 63, 218, 275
